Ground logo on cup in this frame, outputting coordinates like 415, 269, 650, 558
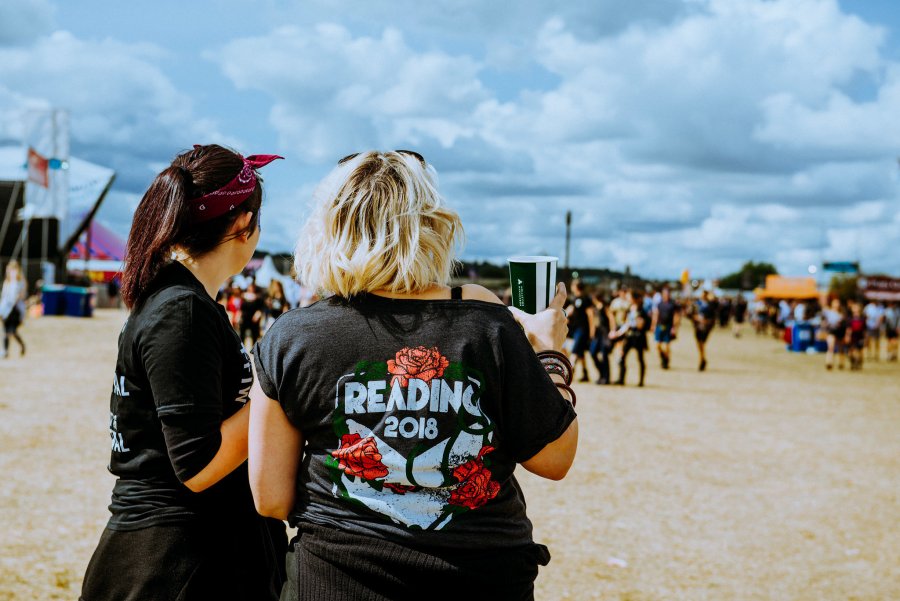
507, 256, 558, 314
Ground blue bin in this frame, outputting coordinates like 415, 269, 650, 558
790, 323, 814, 352
41, 285, 67, 316
814, 338, 828, 353
63, 286, 94, 318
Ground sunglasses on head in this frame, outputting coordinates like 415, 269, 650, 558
338, 150, 426, 166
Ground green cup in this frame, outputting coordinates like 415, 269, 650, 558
508, 256, 558, 314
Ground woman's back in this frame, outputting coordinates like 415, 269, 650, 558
254, 292, 575, 549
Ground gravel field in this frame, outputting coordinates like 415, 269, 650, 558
1, 309, 898, 600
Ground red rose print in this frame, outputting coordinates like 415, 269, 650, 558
384, 483, 417, 495
386, 346, 450, 388
448, 446, 500, 510
331, 433, 389, 481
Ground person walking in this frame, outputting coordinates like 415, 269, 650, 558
0, 260, 27, 358
566, 279, 592, 382
884, 302, 899, 362
612, 291, 649, 386
589, 292, 614, 384
846, 301, 866, 371
248, 150, 578, 601
863, 300, 884, 361
822, 298, 847, 370
689, 290, 716, 371
80, 144, 286, 601
651, 286, 679, 370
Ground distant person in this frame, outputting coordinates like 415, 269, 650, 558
565, 279, 592, 382
264, 279, 288, 333
106, 276, 121, 309
240, 280, 265, 347
717, 297, 732, 329
651, 286, 679, 370
0, 260, 27, 358
822, 298, 847, 370
845, 301, 866, 370
863, 300, 884, 361
689, 290, 716, 371
884, 302, 899, 362
732, 294, 748, 338
80, 144, 286, 601
609, 287, 631, 366
589, 293, 614, 385
611, 291, 649, 386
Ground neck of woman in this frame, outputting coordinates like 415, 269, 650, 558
177, 253, 234, 300
369, 283, 450, 300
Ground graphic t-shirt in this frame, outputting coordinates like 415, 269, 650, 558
106, 262, 256, 530
254, 294, 576, 550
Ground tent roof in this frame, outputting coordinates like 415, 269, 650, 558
756, 275, 820, 299
68, 218, 125, 261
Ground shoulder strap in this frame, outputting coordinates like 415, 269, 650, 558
450, 286, 463, 300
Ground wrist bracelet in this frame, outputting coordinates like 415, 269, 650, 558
537, 350, 573, 386
556, 382, 577, 406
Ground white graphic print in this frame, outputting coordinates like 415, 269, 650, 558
325, 346, 500, 531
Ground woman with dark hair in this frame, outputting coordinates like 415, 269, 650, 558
249, 150, 578, 600
80, 144, 286, 601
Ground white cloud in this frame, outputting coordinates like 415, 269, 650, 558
214, 24, 488, 161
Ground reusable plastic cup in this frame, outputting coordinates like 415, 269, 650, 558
508, 256, 558, 314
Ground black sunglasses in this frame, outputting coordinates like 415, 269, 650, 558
338, 150, 426, 165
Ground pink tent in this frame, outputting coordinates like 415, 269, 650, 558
67, 219, 125, 283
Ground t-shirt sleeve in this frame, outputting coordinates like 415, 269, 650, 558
252, 323, 280, 402
495, 313, 577, 463
141, 294, 224, 483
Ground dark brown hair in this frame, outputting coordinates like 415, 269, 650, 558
121, 144, 263, 308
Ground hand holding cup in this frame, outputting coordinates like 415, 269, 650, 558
509, 282, 568, 353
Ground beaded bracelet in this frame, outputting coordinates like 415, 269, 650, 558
537, 350, 573, 386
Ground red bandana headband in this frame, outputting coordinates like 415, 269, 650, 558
190, 153, 283, 223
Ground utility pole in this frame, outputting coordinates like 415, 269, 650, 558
565, 210, 571, 269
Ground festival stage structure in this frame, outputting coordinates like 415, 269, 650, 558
0, 109, 116, 291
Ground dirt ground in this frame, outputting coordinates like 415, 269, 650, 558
1, 309, 898, 600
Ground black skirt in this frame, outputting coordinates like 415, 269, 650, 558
80, 515, 286, 601
3, 306, 21, 332
282, 522, 550, 601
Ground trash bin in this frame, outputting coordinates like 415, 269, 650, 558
41, 285, 67, 316
791, 323, 814, 352
63, 286, 94, 318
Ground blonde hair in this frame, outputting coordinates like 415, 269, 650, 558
294, 151, 463, 297
5, 260, 22, 282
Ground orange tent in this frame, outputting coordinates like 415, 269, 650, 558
754, 275, 819, 300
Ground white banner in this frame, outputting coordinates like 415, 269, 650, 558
21, 108, 70, 221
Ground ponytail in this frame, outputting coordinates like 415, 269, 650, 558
120, 166, 192, 308
120, 145, 263, 308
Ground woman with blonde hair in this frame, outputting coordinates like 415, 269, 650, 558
0, 260, 27, 358
250, 150, 578, 600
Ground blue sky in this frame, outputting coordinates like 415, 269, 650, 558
1, 0, 899, 280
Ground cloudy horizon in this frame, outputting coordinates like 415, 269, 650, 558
1, 0, 898, 281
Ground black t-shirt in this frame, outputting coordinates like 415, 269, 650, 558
656, 300, 678, 328
567, 294, 590, 332
254, 293, 576, 550
106, 262, 256, 530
